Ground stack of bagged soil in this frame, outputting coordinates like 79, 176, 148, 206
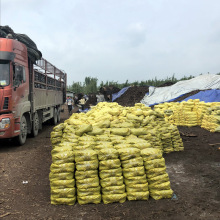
75, 150, 101, 205
141, 148, 173, 200
50, 124, 76, 205
98, 148, 126, 204
50, 102, 184, 205
119, 148, 149, 201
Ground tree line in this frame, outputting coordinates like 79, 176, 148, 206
68, 73, 219, 94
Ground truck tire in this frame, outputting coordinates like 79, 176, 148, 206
51, 108, 58, 125
31, 112, 39, 137
15, 115, 27, 146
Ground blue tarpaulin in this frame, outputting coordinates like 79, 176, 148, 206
182, 89, 220, 102
112, 87, 130, 101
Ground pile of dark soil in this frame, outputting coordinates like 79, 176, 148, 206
114, 86, 149, 106
84, 94, 97, 109
172, 90, 201, 102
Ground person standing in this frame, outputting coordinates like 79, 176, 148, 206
66, 96, 73, 115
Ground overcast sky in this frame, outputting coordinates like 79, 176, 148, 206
1, 0, 220, 85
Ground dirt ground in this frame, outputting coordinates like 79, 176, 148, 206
0, 106, 220, 220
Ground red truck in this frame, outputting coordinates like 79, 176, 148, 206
0, 37, 67, 145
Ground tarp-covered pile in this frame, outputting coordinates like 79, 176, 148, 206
141, 74, 220, 106
50, 102, 183, 205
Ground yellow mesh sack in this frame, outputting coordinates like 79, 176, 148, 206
50, 163, 74, 173
126, 183, 148, 193
77, 194, 101, 205
144, 158, 166, 170
149, 181, 171, 190
76, 177, 100, 189
102, 185, 125, 195
118, 148, 141, 161
124, 175, 148, 185
110, 128, 131, 136
127, 191, 149, 201
99, 159, 121, 170
49, 172, 74, 180
52, 151, 74, 163
150, 189, 173, 200
77, 186, 101, 197
99, 167, 122, 179
75, 150, 97, 162
51, 188, 76, 198
76, 160, 98, 171
51, 197, 76, 205
121, 157, 144, 168
98, 148, 118, 160
141, 148, 163, 161
75, 170, 98, 180
100, 176, 124, 188
123, 167, 145, 178
50, 179, 75, 188
102, 193, 127, 204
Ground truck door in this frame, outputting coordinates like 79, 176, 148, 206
12, 63, 30, 118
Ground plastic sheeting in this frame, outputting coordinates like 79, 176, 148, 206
112, 87, 130, 101
141, 74, 220, 106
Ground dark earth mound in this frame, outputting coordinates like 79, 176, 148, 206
114, 86, 149, 106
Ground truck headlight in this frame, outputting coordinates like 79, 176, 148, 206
0, 118, 10, 129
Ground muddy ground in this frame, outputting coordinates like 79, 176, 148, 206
0, 106, 220, 220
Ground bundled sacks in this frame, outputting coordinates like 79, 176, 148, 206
50, 141, 76, 205
119, 148, 149, 201
75, 150, 101, 205
141, 148, 173, 200
98, 148, 126, 204
50, 102, 184, 205
201, 104, 220, 132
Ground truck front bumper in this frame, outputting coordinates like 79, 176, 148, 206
0, 114, 20, 139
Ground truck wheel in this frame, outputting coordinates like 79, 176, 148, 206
52, 108, 58, 125
32, 112, 39, 137
16, 115, 27, 145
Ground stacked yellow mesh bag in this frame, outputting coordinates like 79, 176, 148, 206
155, 116, 174, 154
201, 104, 220, 132
141, 148, 173, 200
49, 102, 184, 205
98, 148, 127, 204
118, 148, 149, 201
75, 149, 101, 205
169, 125, 184, 151
50, 124, 76, 205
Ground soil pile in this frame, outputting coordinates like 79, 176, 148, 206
114, 86, 149, 106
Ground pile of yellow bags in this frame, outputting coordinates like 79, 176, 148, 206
201, 105, 220, 132
75, 150, 101, 205
50, 140, 76, 205
50, 102, 183, 205
98, 148, 126, 204
155, 100, 220, 132
119, 148, 149, 200
141, 148, 173, 200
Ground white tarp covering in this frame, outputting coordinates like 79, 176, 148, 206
141, 74, 220, 106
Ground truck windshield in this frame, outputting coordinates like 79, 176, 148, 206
0, 61, 10, 86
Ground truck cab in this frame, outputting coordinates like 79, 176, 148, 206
0, 38, 30, 142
